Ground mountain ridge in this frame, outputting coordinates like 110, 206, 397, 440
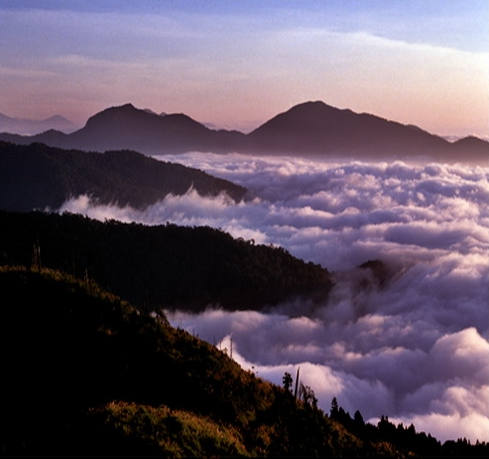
0, 141, 247, 212
247, 100, 479, 160
0, 101, 487, 161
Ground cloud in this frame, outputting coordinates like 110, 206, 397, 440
60, 153, 489, 442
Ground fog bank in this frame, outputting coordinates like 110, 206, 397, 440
60, 153, 489, 442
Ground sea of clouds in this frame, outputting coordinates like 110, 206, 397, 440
60, 152, 489, 442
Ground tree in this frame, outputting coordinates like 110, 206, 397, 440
31, 241, 41, 271
353, 410, 364, 426
282, 372, 293, 393
330, 397, 339, 418
294, 367, 300, 400
299, 383, 318, 409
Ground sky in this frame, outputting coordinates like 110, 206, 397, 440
0, 1, 488, 136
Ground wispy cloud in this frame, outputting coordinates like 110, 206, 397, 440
0, 5, 487, 135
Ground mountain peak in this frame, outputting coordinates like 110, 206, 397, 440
262, 100, 343, 124
286, 100, 335, 114
451, 136, 489, 157
294, 100, 328, 108
84, 103, 146, 128
43, 115, 72, 123
118, 103, 136, 110
454, 135, 486, 144
250, 100, 343, 138
95, 103, 139, 116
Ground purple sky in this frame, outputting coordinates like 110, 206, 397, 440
1, 1, 488, 136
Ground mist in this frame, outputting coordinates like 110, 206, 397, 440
59, 152, 489, 442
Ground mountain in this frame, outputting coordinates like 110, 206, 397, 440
0, 141, 247, 211
247, 101, 489, 161
0, 101, 487, 161
2, 266, 486, 456
0, 103, 246, 154
0, 210, 331, 311
450, 135, 489, 159
0, 111, 76, 135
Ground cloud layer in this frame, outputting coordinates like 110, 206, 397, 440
60, 153, 489, 442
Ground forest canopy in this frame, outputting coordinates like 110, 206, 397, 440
0, 141, 247, 211
0, 210, 332, 311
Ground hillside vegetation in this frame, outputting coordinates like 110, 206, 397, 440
0, 210, 332, 311
1, 267, 487, 456
0, 141, 247, 212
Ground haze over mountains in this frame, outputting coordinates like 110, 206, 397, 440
1, 101, 487, 162
0, 112, 76, 135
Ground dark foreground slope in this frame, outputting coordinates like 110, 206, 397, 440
0, 141, 246, 212
0, 210, 332, 311
1, 267, 486, 457
0, 267, 320, 456
0, 268, 372, 456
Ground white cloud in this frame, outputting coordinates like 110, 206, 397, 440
60, 153, 489, 442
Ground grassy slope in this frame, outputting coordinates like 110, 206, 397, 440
2, 267, 487, 456
0, 267, 393, 457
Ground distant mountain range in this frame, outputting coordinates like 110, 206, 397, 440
0, 104, 245, 155
1, 101, 487, 161
0, 112, 76, 135
0, 141, 247, 212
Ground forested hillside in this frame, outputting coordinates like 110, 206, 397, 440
1, 267, 486, 456
0, 141, 247, 212
0, 210, 332, 311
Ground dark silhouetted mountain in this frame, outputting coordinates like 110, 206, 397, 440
247, 101, 489, 161
0, 141, 247, 212
450, 136, 489, 159
0, 111, 76, 135
0, 103, 246, 154
0, 128, 70, 146
1, 101, 487, 161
